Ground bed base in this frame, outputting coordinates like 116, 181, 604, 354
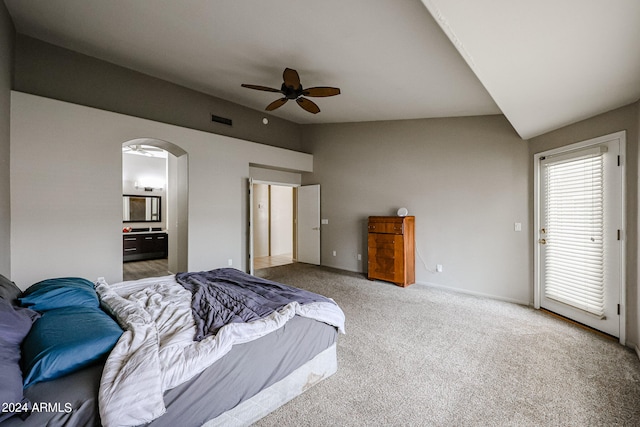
204, 343, 337, 426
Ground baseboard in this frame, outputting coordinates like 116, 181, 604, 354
415, 280, 530, 306
319, 262, 364, 275
317, 264, 531, 306
317, 263, 530, 306
635, 345, 640, 361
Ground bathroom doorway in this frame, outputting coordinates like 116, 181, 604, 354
122, 139, 188, 281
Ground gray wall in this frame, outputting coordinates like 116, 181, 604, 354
301, 115, 531, 304
13, 35, 304, 152
0, 3, 14, 277
529, 102, 640, 349
10, 92, 313, 287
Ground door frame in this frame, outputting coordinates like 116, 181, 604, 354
533, 131, 626, 345
248, 179, 297, 275
122, 139, 189, 278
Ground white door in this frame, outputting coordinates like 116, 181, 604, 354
248, 178, 255, 275
297, 184, 321, 265
536, 132, 624, 338
252, 183, 270, 258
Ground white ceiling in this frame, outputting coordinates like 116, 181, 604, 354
5, 0, 640, 139
423, 0, 640, 139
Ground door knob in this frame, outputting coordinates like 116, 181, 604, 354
538, 238, 546, 245
312, 227, 320, 231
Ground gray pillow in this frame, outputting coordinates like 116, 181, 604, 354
0, 274, 22, 305
0, 299, 40, 422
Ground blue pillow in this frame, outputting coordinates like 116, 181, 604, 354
21, 306, 123, 388
0, 299, 39, 422
19, 277, 98, 311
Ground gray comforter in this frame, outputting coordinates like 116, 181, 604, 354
176, 268, 335, 341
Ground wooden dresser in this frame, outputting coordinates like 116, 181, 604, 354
367, 216, 415, 287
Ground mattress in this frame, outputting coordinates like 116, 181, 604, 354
4, 312, 337, 426
148, 314, 337, 426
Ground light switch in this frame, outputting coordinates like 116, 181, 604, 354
321, 219, 329, 224
514, 222, 522, 232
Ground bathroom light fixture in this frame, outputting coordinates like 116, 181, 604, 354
135, 180, 163, 191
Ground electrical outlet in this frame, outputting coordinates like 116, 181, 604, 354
332, 250, 336, 257
357, 254, 362, 261
228, 259, 233, 266
436, 264, 443, 273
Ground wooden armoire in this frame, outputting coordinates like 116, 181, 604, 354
367, 216, 415, 287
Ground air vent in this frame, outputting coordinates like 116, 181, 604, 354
211, 114, 233, 126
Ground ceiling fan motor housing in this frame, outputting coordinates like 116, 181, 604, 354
281, 83, 304, 99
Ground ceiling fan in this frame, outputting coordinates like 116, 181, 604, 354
122, 144, 164, 157
242, 68, 340, 114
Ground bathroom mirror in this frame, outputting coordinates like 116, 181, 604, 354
123, 195, 161, 222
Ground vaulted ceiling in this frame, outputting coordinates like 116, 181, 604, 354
5, 0, 640, 139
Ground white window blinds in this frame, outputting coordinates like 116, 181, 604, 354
543, 148, 605, 317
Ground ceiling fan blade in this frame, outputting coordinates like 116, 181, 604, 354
266, 98, 288, 111
241, 84, 282, 93
302, 87, 341, 97
283, 68, 301, 91
296, 97, 320, 114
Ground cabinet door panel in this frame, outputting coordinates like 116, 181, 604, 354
123, 236, 138, 249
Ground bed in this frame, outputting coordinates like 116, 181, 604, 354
0, 268, 345, 426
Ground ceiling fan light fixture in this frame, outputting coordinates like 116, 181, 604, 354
242, 68, 340, 114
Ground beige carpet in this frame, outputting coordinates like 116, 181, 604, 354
254, 263, 640, 426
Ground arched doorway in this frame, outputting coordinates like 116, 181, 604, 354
122, 138, 188, 279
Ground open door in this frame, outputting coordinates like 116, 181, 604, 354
248, 178, 255, 275
296, 184, 321, 265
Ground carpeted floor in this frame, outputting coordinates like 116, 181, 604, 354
254, 263, 640, 426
